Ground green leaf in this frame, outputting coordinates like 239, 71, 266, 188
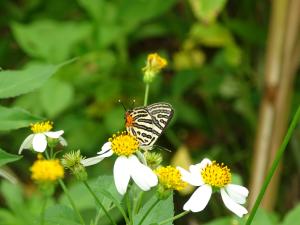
119, 0, 177, 28
202, 217, 232, 225
0, 181, 34, 224
0, 148, 22, 167
282, 203, 300, 225
0, 105, 41, 131
44, 204, 81, 225
190, 23, 233, 47
11, 20, 91, 62
40, 78, 74, 118
190, 0, 227, 23
0, 62, 70, 99
133, 194, 174, 225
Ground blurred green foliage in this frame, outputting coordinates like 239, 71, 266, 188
0, 0, 299, 224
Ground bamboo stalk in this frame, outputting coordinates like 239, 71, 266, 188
249, 0, 300, 210
262, 0, 300, 209
249, 0, 288, 209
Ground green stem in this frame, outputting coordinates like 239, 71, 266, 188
126, 192, 133, 225
144, 83, 150, 106
137, 199, 160, 225
44, 150, 50, 159
245, 105, 300, 225
134, 192, 144, 214
158, 211, 190, 225
58, 179, 86, 225
41, 196, 47, 225
83, 181, 117, 225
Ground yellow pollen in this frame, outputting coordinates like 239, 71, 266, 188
30, 121, 53, 133
30, 155, 64, 182
201, 161, 231, 188
109, 132, 139, 156
147, 53, 168, 70
155, 166, 187, 191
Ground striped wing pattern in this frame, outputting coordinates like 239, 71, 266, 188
126, 102, 174, 148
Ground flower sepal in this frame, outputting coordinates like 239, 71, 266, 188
156, 183, 172, 200
61, 150, 88, 181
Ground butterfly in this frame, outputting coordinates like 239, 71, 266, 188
125, 102, 174, 150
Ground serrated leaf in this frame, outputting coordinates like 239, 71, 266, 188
0, 148, 22, 167
0, 62, 70, 99
0, 105, 41, 131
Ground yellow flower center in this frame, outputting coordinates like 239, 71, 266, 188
30, 155, 64, 182
155, 166, 187, 191
201, 161, 231, 188
109, 132, 139, 156
147, 53, 168, 71
30, 121, 53, 133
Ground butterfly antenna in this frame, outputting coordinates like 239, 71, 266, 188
118, 99, 127, 111
154, 145, 172, 152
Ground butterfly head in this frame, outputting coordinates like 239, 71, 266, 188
125, 111, 134, 127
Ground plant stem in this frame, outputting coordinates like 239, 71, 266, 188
137, 199, 160, 225
144, 83, 150, 106
41, 196, 47, 225
158, 210, 190, 225
134, 191, 144, 214
58, 179, 86, 225
126, 192, 133, 225
82, 181, 117, 225
45, 150, 50, 159
246, 105, 300, 225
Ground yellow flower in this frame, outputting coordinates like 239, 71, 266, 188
143, 53, 168, 83
30, 155, 64, 182
155, 166, 187, 191
109, 132, 140, 157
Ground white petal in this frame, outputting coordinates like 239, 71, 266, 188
183, 184, 212, 212
98, 142, 112, 154
220, 188, 248, 217
177, 166, 202, 186
192, 158, 212, 172
226, 184, 249, 198
129, 155, 157, 191
18, 134, 34, 154
59, 136, 68, 146
45, 130, 64, 138
114, 156, 131, 195
81, 155, 106, 167
98, 149, 113, 158
225, 184, 248, 205
32, 134, 47, 152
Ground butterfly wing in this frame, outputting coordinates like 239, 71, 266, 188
146, 102, 174, 138
126, 107, 154, 147
126, 102, 174, 150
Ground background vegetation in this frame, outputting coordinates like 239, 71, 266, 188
0, 0, 299, 224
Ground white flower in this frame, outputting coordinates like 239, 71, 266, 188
19, 121, 67, 154
81, 133, 158, 195
177, 158, 248, 217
